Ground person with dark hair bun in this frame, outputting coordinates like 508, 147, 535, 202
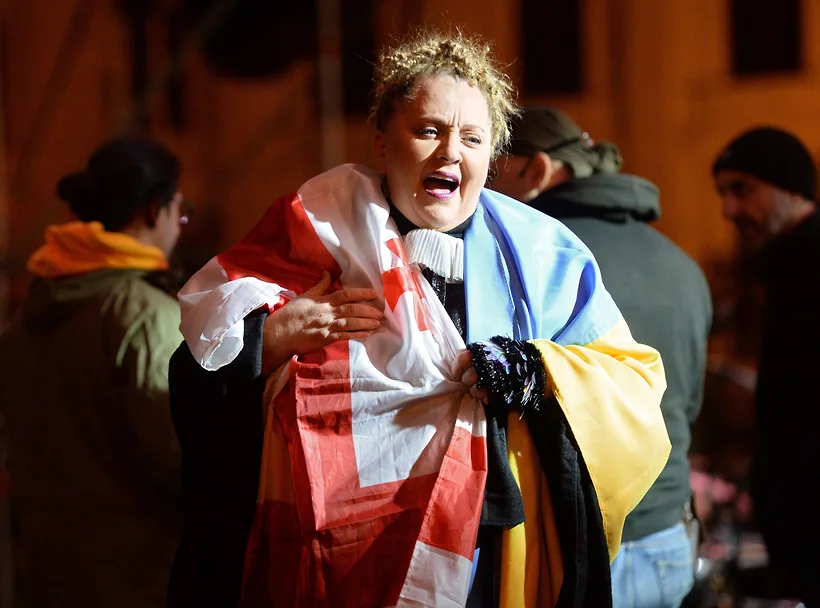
0, 137, 189, 607
56, 137, 184, 256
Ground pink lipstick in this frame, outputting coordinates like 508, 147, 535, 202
423, 171, 460, 199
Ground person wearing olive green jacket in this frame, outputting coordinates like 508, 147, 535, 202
0, 138, 188, 608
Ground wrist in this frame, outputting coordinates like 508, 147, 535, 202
262, 309, 294, 375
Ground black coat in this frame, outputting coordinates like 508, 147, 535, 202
751, 211, 820, 567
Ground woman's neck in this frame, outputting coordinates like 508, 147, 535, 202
387, 198, 475, 239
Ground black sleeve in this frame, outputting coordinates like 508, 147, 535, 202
166, 309, 268, 608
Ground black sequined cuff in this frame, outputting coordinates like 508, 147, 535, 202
467, 336, 548, 417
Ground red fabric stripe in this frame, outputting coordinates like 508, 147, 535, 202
385, 237, 406, 263
382, 239, 430, 332
416, 426, 487, 559
216, 192, 343, 296
383, 266, 417, 312
243, 500, 420, 607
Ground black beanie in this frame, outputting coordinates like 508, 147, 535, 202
712, 126, 817, 202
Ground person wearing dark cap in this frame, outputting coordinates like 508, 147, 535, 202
713, 126, 820, 607
491, 106, 712, 608
0, 138, 191, 607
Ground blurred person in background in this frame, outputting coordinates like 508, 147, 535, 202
167, 30, 670, 608
491, 106, 712, 608
713, 126, 820, 607
0, 138, 187, 607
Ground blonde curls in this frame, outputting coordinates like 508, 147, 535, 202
371, 30, 519, 158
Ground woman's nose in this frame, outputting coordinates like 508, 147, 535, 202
437, 134, 462, 164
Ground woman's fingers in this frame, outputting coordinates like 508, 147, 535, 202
470, 385, 488, 402
330, 317, 381, 332
327, 287, 379, 306
334, 303, 384, 319
451, 350, 473, 381
461, 366, 478, 387
327, 330, 375, 343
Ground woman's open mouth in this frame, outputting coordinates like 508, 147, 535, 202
423, 171, 460, 199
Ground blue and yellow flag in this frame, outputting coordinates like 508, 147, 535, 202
466, 189, 670, 607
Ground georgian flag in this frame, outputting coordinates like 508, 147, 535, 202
179, 164, 487, 607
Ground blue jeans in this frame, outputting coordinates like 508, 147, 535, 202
611, 522, 695, 608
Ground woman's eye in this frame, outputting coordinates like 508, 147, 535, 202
464, 135, 482, 145
419, 127, 437, 137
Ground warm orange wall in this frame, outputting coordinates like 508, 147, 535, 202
4, 0, 820, 319
1, 0, 326, 311
3, 0, 131, 307
577, 0, 820, 272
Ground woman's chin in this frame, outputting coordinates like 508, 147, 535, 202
413, 200, 469, 230
424, 214, 467, 232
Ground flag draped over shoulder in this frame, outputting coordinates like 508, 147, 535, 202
178, 164, 670, 607
180, 164, 486, 607
465, 190, 669, 606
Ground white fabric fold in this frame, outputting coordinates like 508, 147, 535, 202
403, 229, 464, 283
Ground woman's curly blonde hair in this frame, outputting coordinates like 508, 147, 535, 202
371, 30, 519, 158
